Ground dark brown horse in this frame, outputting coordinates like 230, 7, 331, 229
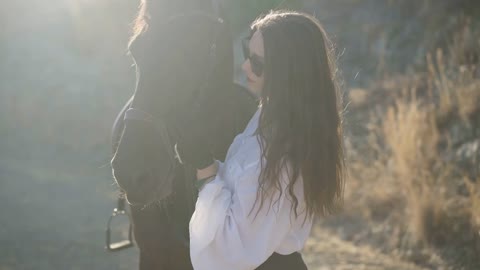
111, 83, 255, 269
109, 2, 257, 269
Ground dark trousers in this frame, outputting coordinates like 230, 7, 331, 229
256, 252, 308, 270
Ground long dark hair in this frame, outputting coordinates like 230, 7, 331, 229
251, 11, 345, 218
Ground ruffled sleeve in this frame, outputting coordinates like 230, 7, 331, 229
189, 160, 305, 270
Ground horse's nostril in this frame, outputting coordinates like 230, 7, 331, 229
115, 169, 158, 205
125, 193, 147, 206
123, 184, 149, 205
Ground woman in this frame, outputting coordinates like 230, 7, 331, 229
176, 10, 345, 270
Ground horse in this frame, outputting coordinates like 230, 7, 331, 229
111, 84, 256, 270
109, 3, 258, 269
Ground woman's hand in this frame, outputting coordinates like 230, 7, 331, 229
196, 161, 218, 181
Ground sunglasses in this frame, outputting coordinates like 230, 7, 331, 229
242, 37, 264, 77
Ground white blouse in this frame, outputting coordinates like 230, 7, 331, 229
189, 107, 313, 270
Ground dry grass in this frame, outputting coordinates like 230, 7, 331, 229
464, 176, 480, 241
335, 18, 480, 269
382, 90, 443, 245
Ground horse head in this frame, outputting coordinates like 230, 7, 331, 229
111, 12, 244, 207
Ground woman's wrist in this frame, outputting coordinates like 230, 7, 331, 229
196, 161, 218, 180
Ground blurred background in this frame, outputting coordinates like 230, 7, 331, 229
1, 0, 479, 269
